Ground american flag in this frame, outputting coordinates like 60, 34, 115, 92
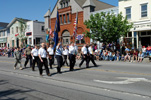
49, 26, 52, 35
73, 12, 78, 37
76, 34, 84, 40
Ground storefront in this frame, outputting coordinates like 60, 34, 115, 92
0, 38, 7, 47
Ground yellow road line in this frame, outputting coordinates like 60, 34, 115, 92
0, 60, 151, 76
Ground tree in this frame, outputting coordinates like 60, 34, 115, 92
84, 11, 133, 43
17, 18, 27, 48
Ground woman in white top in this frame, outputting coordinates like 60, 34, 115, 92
63, 46, 69, 66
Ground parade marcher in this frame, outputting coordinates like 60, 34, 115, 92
88, 44, 98, 67
69, 43, 77, 71
55, 42, 63, 74
79, 44, 89, 68
47, 44, 54, 69
24, 45, 32, 68
14, 47, 23, 70
63, 46, 69, 66
38, 43, 50, 76
31, 45, 39, 71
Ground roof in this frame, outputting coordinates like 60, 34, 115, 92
44, 9, 51, 18
7, 17, 30, 28
82, 0, 96, 8
75, 0, 114, 11
0, 22, 9, 28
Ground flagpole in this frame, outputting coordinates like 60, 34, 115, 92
75, 12, 78, 44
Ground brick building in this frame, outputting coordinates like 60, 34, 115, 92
44, 0, 114, 48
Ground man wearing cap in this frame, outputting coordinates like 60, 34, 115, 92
38, 43, 50, 76
31, 45, 39, 71
47, 44, 54, 69
24, 45, 32, 68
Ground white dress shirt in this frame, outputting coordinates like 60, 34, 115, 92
31, 48, 38, 56
47, 47, 54, 55
88, 47, 93, 54
69, 46, 77, 55
55, 46, 63, 56
63, 49, 69, 55
81, 46, 87, 54
38, 48, 47, 58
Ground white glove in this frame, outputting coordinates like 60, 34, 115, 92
33, 57, 35, 60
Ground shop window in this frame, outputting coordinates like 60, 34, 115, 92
128, 32, 132, 37
141, 4, 147, 18
147, 31, 151, 35
141, 32, 146, 35
125, 7, 131, 19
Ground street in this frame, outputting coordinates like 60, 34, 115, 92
0, 57, 151, 100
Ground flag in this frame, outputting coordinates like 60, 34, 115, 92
76, 34, 84, 40
53, 10, 60, 49
73, 12, 78, 38
49, 26, 52, 35
15, 34, 19, 37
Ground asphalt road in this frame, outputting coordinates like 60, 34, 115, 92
0, 57, 151, 100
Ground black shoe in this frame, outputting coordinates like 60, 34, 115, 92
95, 65, 98, 67
86, 66, 90, 68
57, 72, 62, 74
70, 69, 74, 71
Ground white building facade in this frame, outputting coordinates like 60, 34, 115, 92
25, 21, 45, 46
119, 0, 151, 49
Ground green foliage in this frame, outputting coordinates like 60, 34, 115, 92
84, 11, 133, 43
17, 18, 27, 48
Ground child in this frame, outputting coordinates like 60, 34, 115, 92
121, 54, 125, 61
14, 47, 23, 70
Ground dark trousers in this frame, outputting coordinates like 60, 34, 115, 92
88, 54, 97, 66
14, 59, 22, 67
32, 56, 39, 71
39, 58, 50, 75
56, 55, 63, 73
69, 54, 76, 71
24, 55, 32, 67
49, 55, 54, 68
79, 54, 89, 67
63, 55, 68, 66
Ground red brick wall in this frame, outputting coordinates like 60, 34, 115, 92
50, 7, 90, 47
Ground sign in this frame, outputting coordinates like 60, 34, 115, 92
26, 32, 32, 36
134, 23, 151, 30
0, 38, 7, 43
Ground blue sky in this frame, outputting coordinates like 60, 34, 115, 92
0, 0, 118, 23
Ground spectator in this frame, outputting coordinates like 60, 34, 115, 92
108, 51, 113, 61
142, 46, 147, 57
132, 50, 138, 62
121, 54, 125, 61
115, 51, 121, 61
124, 51, 131, 62
138, 51, 144, 63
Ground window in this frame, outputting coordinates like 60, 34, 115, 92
126, 7, 131, 19
41, 26, 45, 32
27, 25, 30, 31
16, 27, 18, 33
67, 13, 70, 23
66, 2, 69, 7
141, 4, 147, 17
63, 3, 65, 8
61, 3, 63, 8
60, 15, 63, 24
12, 28, 14, 34
63, 14, 66, 23
3, 32, 5, 36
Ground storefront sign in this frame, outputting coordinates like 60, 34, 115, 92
0, 38, 7, 43
134, 23, 151, 30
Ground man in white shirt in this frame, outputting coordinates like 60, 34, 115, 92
63, 46, 69, 66
31, 45, 39, 71
47, 44, 54, 69
55, 42, 63, 74
38, 43, 50, 76
88, 44, 97, 67
69, 42, 77, 71
79, 43, 89, 68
